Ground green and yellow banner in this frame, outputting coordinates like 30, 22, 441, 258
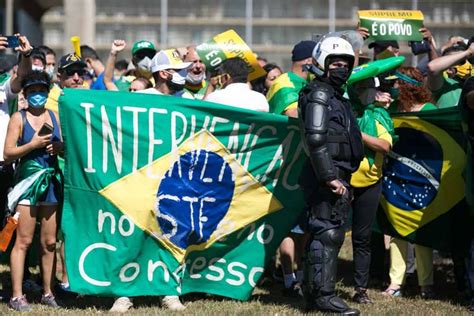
358, 10, 424, 41
378, 108, 470, 251
196, 29, 266, 81
59, 89, 305, 299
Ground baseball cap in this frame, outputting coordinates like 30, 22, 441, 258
291, 40, 317, 61
132, 40, 156, 56
150, 49, 192, 73
22, 71, 51, 90
58, 53, 87, 71
368, 40, 400, 50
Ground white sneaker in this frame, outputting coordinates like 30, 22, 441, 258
110, 297, 133, 313
161, 295, 185, 311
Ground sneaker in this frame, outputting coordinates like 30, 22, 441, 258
9, 295, 32, 312
59, 282, 71, 292
353, 287, 372, 304
161, 295, 186, 311
282, 281, 304, 298
41, 293, 60, 308
23, 278, 42, 293
110, 297, 133, 313
382, 287, 402, 297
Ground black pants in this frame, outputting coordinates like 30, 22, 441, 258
351, 180, 382, 289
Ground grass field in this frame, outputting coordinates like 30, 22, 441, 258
0, 238, 471, 315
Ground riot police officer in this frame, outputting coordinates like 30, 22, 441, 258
298, 36, 364, 314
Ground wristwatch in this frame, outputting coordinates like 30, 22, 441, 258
22, 47, 33, 57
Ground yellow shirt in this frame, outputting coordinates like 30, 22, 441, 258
351, 121, 392, 188
45, 84, 62, 116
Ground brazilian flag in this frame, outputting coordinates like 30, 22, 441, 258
378, 108, 471, 252
59, 89, 305, 300
267, 72, 308, 114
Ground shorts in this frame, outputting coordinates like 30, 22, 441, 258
17, 180, 60, 206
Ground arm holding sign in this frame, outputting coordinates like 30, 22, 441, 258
427, 42, 474, 91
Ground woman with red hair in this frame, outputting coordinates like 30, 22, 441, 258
383, 66, 436, 298
395, 67, 437, 112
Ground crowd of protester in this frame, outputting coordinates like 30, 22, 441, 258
0, 19, 473, 313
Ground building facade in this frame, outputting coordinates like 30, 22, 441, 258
41, 0, 474, 70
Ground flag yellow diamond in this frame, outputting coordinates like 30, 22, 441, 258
100, 130, 283, 263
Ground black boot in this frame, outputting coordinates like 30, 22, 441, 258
311, 293, 360, 315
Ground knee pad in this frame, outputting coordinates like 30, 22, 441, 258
319, 227, 345, 249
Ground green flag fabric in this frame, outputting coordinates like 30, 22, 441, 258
378, 108, 470, 251
266, 72, 307, 114
59, 89, 305, 300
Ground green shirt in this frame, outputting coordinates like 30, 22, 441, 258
432, 77, 462, 109
420, 102, 438, 111
266, 71, 307, 115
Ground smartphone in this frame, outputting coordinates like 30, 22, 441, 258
38, 122, 53, 136
6, 36, 20, 49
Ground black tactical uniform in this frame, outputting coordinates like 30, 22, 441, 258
298, 76, 364, 314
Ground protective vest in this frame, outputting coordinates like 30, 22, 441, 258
300, 80, 364, 176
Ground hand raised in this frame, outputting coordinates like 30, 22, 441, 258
111, 40, 126, 54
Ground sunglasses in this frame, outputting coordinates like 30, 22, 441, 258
63, 68, 86, 77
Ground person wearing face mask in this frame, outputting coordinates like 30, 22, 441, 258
132, 51, 192, 313
298, 36, 363, 315
267, 40, 317, 118
183, 46, 208, 100
103, 39, 152, 94
139, 49, 193, 100
37, 45, 57, 82
80, 45, 106, 90
30, 49, 47, 72
128, 40, 157, 77
427, 40, 474, 108
346, 77, 395, 304
205, 57, 269, 112
4, 71, 64, 311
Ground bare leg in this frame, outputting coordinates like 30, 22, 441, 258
39, 205, 58, 295
280, 236, 296, 275
10, 205, 37, 298
60, 242, 68, 284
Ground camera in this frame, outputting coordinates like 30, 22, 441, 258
409, 39, 431, 55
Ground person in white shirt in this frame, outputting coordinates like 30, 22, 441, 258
205, 57, 269, 112
139, 49, 193, 99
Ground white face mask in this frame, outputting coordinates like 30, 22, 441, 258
185, 72, 206, 85
137, 57, 152, 71
170, 69, 187, 85
32, 65, 44, 71
46, 66, 55, 79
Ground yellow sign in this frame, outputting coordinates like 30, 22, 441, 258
196, 29, 266, 81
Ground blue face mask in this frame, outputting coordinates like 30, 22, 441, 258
27, 91, 48, 108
